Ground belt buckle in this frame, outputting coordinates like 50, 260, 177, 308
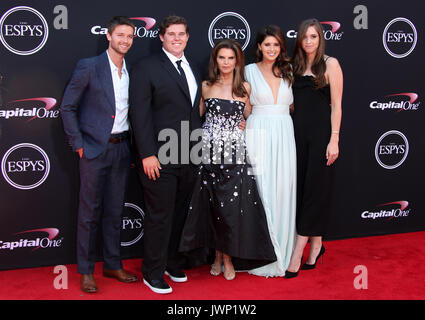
109, 131, 128, 144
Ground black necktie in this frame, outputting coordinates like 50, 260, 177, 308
176, 60, 190, 93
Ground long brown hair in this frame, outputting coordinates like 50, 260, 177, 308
292, 19, 327, 88
255, 25, 293, 85
207, 39, 248, 98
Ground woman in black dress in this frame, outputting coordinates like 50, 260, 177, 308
285, 19, 343, 278
179, 39, 276, 280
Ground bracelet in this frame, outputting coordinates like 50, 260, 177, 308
332, 131, 339, 134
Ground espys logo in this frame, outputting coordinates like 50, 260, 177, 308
361, 201, 411, 220
375, 130, 409, 170
208, 12, 251, 50
383, 17, 417, 58
91, 17, 158, 38
0, 228, 63, 251
0, 97, 58, 121
286, 21, 343, 40
1, 143, 50, 190
0, 6, 49, 55
370, 93, 420, 113
121, 202, 144, 247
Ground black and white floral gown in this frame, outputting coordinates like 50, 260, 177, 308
179, 98, 276, 270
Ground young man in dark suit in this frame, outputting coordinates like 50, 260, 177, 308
129, 15, 202, 294
60, 16, 138, 293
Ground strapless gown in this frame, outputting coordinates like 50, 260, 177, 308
179, 97, 277, 270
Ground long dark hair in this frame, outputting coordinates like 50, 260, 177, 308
207, 39, 248, 98
255, 25, 293, 85
292, 18, 327, 88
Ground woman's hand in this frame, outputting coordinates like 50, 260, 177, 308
326, 139, 339, 166
238, 118, 246, 131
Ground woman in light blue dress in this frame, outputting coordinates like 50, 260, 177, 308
245, 25, 297, 277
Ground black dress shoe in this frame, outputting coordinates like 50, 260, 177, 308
143, 277, 172, 294
284, 257, 303, 279
284, 269, 299, 279
165, 268, 188, 283
301, 245, 325, 270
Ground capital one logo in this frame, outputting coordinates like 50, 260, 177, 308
1, 143, 50, 190
361, 201, 411, 220
208, 12, 251, 50
0, 6, 49, 55
286, 21, 343, 40
370, 93, 420, 113
91, 17, 158, 38
0, 228, 63, 251
121, 202, 144, 247
320, 21, 344, 40
383, 17, 417, 58
375, 130, 409, 169
0, 97, 58, 121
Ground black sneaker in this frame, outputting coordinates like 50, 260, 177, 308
165, 268, 188, 283
143, 277, 172, 294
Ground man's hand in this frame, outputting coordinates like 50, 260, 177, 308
142, 155, 162, 180
78, 148, 83, 158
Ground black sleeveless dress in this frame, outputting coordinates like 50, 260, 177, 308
179, 98, 277, 270
292, 75, 334, 237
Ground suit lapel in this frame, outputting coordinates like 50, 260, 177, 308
159, 51, 191, 103
186, 55, 202, 107
97, 52, 115, 113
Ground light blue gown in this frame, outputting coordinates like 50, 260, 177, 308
245, 63, 297, 277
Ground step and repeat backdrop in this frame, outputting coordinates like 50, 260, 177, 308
0, 0, 424, 270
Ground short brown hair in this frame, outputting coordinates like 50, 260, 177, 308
107, 16, 135, 34
159, 15, 188, 35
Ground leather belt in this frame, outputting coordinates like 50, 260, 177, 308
108, 131, 129, 144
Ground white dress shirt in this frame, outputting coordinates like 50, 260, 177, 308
162, 47, 198, 106
106, 50, 130, 134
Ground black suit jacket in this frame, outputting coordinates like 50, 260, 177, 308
129, 50, 202, 164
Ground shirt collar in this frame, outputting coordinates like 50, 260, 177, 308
162, 47, 188, 65
106, 50, 128, 75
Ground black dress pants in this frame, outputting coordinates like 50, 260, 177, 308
139, 164, 195, 280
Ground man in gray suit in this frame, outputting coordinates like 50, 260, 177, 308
60, 16, 137, 293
